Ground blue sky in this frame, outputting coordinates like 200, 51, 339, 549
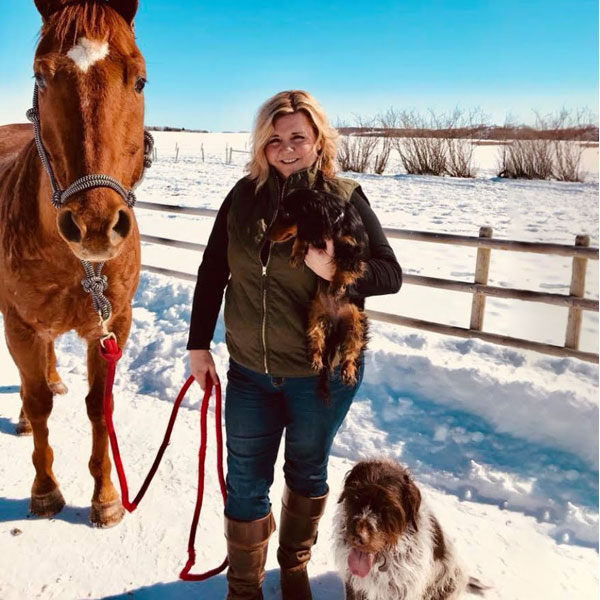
1, 0, 598, 131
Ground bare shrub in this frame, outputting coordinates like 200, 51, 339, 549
551, 108, 586, 182
497, 112, 553, 179
337, 117, 379, 173
393, 110, 447, 175
554, 140, 583, 182
497, 109, 589, 180
498, 138, 554, 179
373, 109, 397, 174
444, 107, 486, 178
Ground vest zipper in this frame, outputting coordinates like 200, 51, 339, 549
260, 176, 286, 375
261, 261, 270, 374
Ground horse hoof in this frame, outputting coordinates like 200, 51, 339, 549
90, 499, 125, 528
30, 488, 66, 517
15, 417, 32, 436
49, 381, 68, 395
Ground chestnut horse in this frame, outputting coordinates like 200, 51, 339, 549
0, 0, 149, 527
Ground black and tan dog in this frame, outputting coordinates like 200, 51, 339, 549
268, 188, 369, 397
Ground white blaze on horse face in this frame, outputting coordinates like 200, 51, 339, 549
66, 38, 109, 73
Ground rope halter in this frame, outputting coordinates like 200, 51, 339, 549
26, 83, 154, 334
26, 84, 154, 209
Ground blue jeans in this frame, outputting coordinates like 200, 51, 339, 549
224, 359, 364, 521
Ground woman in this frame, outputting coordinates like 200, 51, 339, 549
187, 90, 401, 600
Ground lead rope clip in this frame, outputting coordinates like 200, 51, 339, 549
99, 311, 116, 349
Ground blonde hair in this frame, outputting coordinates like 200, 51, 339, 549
247, 90, 339, 189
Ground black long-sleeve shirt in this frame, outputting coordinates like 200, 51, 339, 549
187, 186, 402, 350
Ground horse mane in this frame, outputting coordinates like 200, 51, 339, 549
42, 1, 134, 52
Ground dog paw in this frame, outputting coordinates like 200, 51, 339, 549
340, 364, 357, 386
311, 357, 324, 372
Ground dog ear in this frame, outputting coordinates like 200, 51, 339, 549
402, 473, 422, 531
338, 466, 361, 503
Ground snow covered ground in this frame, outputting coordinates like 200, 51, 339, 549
0, 132, 598, 599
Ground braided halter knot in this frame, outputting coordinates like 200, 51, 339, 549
26, 83, 154, 330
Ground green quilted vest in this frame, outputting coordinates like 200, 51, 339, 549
224, 164, 360, 377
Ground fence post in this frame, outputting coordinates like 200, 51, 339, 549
469, 226, 493, 331
229, 147, 233, 164
565, 234, 590, 349
225, 143, 228, 164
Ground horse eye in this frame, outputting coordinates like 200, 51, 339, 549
134, 77, 146, 93
34, 73, 46, 89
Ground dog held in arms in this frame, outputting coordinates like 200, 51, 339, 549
333, 460, 488, 600
268, 188, 369, 398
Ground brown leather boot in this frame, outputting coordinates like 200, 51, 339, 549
225, 511, 276, 600
277, 485, 328, 600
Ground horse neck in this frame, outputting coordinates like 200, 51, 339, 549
3, 141, 64, 258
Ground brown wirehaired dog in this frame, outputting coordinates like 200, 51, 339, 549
268, 188, 369, 398
333, 460, 488, 600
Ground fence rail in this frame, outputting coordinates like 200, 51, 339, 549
225, 146, 250, 164
137, 201, 599, 363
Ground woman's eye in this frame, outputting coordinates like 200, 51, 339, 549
34, 73, 46, 89
292, 135, 305, 140
268, 138, 280, 145
134, 77, 146, 93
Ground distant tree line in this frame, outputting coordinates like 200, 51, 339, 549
147, 126, 209, 133
336, 107, 598, 182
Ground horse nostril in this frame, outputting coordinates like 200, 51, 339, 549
57, 210, 82, 243
112, 210, 131, 239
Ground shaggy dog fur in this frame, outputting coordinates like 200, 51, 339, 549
268, 188, 369, 399
333, 460, 487, 600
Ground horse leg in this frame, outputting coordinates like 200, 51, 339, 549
16, 406, 32, 436
85, 341, 123, 527
4, 310, 65, 515
46, 341, 68, 395
15, 342, 66, 435
85, 311, 131, 528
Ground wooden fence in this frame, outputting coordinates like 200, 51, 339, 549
135, 201, 599, 363
224, 146, 250, 164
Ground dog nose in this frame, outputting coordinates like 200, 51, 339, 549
351, 531, 369, 546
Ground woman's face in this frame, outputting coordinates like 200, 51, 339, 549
264, 111, 321, 178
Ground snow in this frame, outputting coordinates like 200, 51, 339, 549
0, 132, 597, 599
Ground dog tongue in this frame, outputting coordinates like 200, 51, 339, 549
348, 548, 375, 577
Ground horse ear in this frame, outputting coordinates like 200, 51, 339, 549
108, 0, 139, 25
34, 0, 67, 21
34, 1, 138, 25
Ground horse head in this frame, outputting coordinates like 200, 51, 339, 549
33, 0, 145, 262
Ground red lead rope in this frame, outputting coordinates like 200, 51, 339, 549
100, 337, 228, 581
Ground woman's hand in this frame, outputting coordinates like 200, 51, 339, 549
188, 349, 220, 391
304, 239, 336, 281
